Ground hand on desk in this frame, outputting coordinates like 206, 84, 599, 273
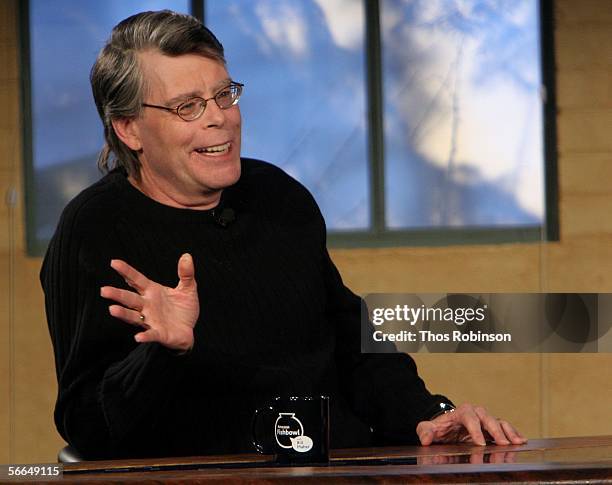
416, 403, 527, 446
100, 253, 199, 352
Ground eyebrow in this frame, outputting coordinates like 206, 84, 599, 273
165, 78, 233, 106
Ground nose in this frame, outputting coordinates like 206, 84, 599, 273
199, 99, 226, 128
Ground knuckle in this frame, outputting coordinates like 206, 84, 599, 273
458, 403, 473, 412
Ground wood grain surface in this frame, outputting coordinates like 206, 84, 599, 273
1, 435, 609, 484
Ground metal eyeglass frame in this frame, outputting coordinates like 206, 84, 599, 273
141, 82, 244, 121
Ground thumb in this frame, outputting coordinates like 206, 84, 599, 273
176, 253, 196, 290
134, 327, 160, 344
416, 421, 436, 446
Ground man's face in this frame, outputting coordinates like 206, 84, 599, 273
126, 50, 241, 208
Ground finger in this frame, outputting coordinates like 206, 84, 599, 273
134, 327, 161, 344
417, 456, 433, 466
505, 451, 517, 463
108, 305, 149, 328
500, 420, 527, 444
416, 421, 436, 446
110, 259, 151, 292
474, 407, 509, 445
469, 452, 484, 465
457, 409, 487, 446
489, 451, 507, 464
176, 253, 196, 291
100, 286, 144, 311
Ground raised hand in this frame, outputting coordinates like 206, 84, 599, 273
100, 253, 199, 352
416, 403, 527, 446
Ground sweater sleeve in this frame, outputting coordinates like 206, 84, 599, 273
40, 195, 193, 459
322, 250, 454, 445
273, 169, 454, 445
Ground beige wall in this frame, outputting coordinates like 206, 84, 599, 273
1, 0, 611, 463
1, 1, 63, 464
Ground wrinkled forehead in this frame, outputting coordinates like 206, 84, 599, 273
137, 50, 230, 102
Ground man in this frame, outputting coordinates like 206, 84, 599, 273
41, 10, 525, 460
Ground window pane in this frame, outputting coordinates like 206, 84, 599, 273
207, 0, 370, 230
30, 0, 190, 241
382, 0, 544, 228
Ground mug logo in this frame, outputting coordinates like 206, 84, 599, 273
290, 435, 314, 452
274, 412, 313, 452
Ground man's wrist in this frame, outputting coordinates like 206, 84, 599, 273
160, 343, 193, 357
426, 401, 456, 421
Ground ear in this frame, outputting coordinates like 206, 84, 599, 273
111, 117, 142, 151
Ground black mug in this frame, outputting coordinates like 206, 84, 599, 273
252, 396, 330, 464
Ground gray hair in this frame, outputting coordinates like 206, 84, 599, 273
90, 10, 225, 177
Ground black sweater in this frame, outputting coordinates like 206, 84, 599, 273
41, 158, 448, 460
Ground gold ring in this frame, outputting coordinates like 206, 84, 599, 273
139, 314, 145, 323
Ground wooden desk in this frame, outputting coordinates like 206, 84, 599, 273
8, 436, 612, 483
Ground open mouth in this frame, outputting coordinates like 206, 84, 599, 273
195, 142, 231, 155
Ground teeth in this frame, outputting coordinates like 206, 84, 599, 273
196, 142, 230, 154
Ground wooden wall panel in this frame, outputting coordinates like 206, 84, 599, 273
548, 354, 612, 437
0, 0, 18, 465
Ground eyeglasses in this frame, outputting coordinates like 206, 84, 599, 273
141, 82, 244, 121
